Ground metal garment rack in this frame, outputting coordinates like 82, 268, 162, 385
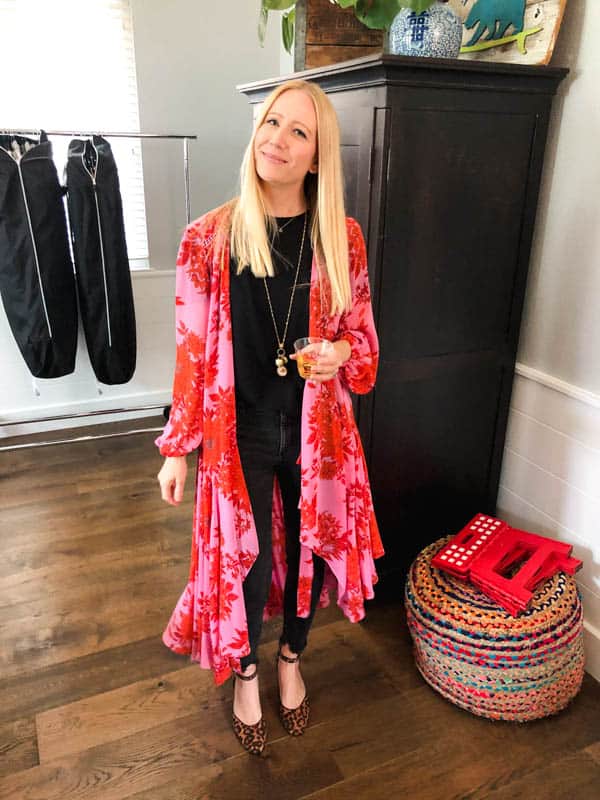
0, 128, 197, 224
0, 129, 196, 451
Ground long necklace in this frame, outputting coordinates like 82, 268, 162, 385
263, 212, 307, 377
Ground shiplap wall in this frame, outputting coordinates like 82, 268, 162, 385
498, 368, 600, 680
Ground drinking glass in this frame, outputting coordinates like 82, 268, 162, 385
293, 337, 333, 379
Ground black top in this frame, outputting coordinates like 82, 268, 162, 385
230, 213, 312, 415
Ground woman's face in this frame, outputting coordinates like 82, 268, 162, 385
253, 89, 318, 192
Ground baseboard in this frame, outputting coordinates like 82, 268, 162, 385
0, 389, 172, 438
583, 621, 600, 683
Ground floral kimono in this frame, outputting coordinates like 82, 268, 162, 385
156, 205, 383, 685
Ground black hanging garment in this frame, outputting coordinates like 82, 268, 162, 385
0, 132, 77, 378
66, 136, 136, 384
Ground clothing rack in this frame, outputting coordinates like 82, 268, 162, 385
0, 128, 197, 224
0, 128, 197, 449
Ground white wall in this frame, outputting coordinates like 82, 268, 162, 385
0, 0, 282, 438
496, 1, 600, 681
517, 2, 600, 395
131, 0, 283, 270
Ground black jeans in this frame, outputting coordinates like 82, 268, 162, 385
236, 405, 326, 669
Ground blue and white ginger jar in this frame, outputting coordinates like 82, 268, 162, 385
389, 1, 463, 58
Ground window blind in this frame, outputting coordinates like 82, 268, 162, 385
0, 0, 149, 264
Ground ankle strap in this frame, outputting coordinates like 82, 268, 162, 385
278, 650, 300, 664
234, 668, 258, 681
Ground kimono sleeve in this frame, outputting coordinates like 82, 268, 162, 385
155, 225, 211, 457
336, 219, 379, 395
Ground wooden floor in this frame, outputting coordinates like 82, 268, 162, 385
1, 423, 599, 800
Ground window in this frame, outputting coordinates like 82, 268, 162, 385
0, 0, 149, 266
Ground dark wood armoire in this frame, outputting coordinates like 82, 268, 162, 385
239, 55, 568, 581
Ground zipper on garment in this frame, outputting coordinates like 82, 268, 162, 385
81, 141, 112, 348
0, 144, 53, 338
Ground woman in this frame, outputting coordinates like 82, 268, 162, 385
156, 79, 383, 755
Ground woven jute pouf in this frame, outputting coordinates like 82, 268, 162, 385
404, 537, 585, 721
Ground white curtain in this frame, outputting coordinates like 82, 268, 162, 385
0, 0, 149, 264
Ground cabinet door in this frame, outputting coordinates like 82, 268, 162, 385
330, 102, 376, 426
370, 104, 539, 566
380, 106, 537, 358
335, 105, 374, 242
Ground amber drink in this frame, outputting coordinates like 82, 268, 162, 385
293, 338, 333, 379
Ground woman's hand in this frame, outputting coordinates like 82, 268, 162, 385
290, 339, 351, 383
157, 456, 187, 506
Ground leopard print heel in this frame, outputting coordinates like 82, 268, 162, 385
280, 694, 310, 736
277, 649, 310, 736
232, 668, 266, 756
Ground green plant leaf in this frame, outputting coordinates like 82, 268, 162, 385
355, 0, 435, 29
263, 0, 295, 10
334, 0, 359, 8
406, 0, 434, 13
258, 4, 268, 47
354, 0, 404, 30
282, 8, 295, 54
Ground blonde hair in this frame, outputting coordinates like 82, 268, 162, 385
229, 80, 351, 316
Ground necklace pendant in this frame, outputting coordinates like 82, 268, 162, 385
276, 347, 288, 367
276, 347, 288, 376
